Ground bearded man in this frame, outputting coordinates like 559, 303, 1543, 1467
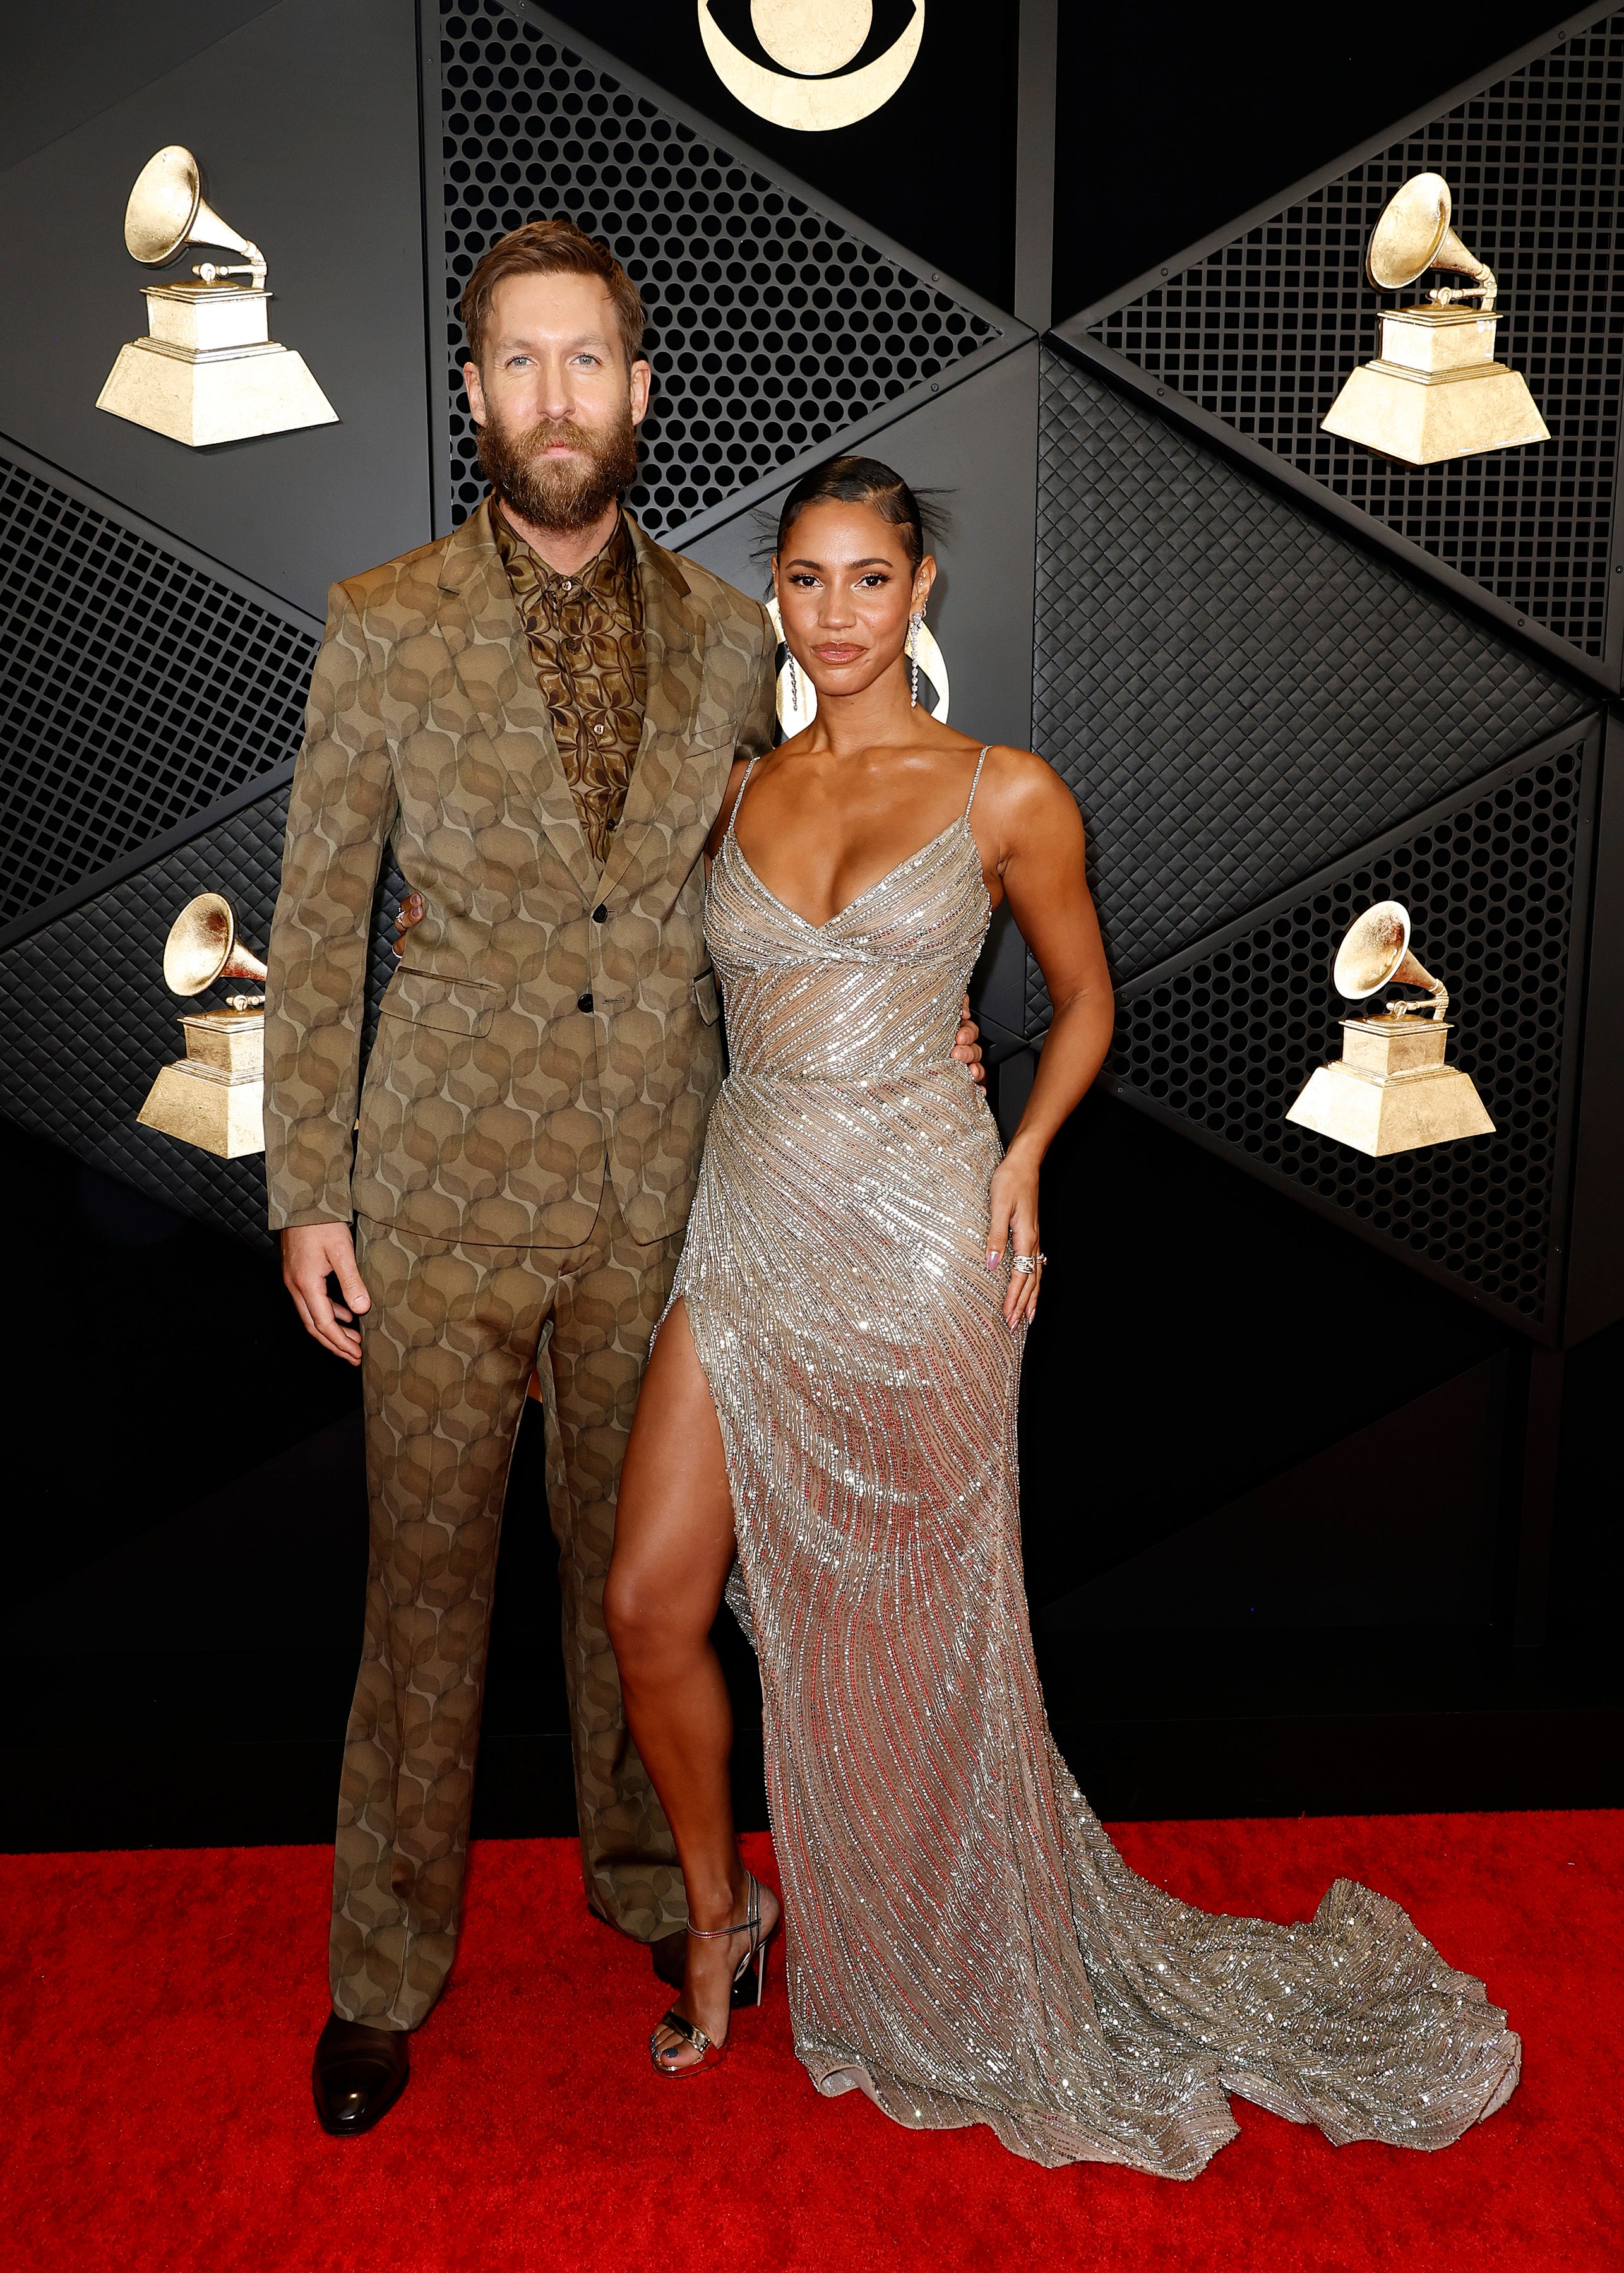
263, 218, 981, 2137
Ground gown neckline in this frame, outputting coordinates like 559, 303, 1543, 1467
727, 814, 981, 934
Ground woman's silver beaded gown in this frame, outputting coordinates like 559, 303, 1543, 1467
671, 755, 1520, 2175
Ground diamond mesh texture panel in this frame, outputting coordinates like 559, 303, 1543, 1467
1081, 11, 1624, 663
437, 3, 998, 535
0, 785, 407, 1250
1030, 350, 1591, 1011
1108, 737, 1589, 1327
0, 450, 318, 932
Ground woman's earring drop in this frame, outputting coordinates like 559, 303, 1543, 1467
908, 612, 923, 708
787, 648, 801, 715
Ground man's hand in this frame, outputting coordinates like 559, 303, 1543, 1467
392, 891, 425, 955
282, 1222, 371, 1364
953, 994, 986, 1089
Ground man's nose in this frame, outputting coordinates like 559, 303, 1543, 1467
536, 359, 575, 419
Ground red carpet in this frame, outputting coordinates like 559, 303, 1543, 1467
2, 1812, 1618, 2272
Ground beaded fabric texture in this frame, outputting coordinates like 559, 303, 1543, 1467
672, 761, 1520, 2173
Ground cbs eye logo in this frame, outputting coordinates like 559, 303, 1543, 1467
699, 2, 925, 131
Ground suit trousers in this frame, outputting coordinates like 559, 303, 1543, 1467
330, 1184, 686, 2031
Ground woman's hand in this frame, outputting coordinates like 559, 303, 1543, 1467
952, 994, 986, 1089
985, 1140, 1043, 1329
392, 890, 425, 955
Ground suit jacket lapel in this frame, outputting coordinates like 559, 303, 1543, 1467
596, 518, 703, 903
434, 504, 599, 902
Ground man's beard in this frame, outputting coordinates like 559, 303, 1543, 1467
477, 399, 638, 533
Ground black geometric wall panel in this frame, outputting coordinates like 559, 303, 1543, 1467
0, 447, 319, 933
1107, 728, 1596, 1332
1069, 5, 1624, 672
434, 3, 1002, 535
1031, 349, 1593, 997
0, 785, 407, 1251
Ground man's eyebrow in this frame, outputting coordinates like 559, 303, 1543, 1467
495, 331, 616, 350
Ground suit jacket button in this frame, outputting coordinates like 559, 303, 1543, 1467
577, 991, 594, 1012
592, 904, 608, 922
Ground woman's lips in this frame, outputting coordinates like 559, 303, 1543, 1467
815, 644, 863, 663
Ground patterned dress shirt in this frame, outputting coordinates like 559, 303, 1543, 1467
492, 499, 647, 866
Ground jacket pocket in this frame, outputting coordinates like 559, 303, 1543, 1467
379, 969, 505, 1036
694, 969, 722, 1026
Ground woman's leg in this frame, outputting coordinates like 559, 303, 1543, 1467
605, 1297, 779, 2065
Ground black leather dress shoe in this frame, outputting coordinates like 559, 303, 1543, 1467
312, 2012, 410, 2137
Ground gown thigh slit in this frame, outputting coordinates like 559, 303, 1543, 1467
669, 757, 1519, 2175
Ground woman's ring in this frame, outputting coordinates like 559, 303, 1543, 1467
1010, 1251, 1048, 1275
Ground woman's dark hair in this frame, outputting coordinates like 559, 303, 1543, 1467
772, 456, 951, 571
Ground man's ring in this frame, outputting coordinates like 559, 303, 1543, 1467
1010, 1252, 1048, 1275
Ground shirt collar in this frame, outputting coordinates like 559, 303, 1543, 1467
490, 496, 636, 606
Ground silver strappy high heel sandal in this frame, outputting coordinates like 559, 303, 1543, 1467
650, 1871, 777, 2077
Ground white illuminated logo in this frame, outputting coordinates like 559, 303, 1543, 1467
698, 1, 925, 133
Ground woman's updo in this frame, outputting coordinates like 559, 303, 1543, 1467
773, 455, 949, 571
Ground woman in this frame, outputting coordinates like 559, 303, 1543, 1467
602, 457, 1519, 2174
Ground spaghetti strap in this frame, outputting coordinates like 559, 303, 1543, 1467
964, 745, 990, 819
726, 752, 761, 840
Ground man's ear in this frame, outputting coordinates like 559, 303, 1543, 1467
463, 359, 487, 426
630, 357, 652, 426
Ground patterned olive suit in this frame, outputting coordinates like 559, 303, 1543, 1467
263, 503, 775, 2031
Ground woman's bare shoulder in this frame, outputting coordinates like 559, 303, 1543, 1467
977, 743, 1079, 819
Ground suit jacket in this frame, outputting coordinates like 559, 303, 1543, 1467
263, 505, 776, 1248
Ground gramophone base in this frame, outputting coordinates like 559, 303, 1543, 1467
97, 337, 337, 448
1320, 361, 1548, 466
137, 1063, 265, 1159
1286, 1060, 1495, 1157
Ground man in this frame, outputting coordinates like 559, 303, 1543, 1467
265, 219, 980, 2137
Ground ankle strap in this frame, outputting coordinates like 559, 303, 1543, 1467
685, 1873, 759, 1939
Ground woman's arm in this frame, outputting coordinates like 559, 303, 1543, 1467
980, 752, 1114, 1327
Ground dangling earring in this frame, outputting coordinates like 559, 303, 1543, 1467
787, 648, 801, 717
908, 611, 923, 708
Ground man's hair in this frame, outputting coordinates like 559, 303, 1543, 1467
460, 219, 645, 371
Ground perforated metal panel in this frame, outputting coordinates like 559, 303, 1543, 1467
1105, 731, 1594, 1329
1071, 6, 1624, 671
0, 448, 318, 932
0, 781, 407, 1249
435, 3, 1000, 535
1031, 350, 1591, 992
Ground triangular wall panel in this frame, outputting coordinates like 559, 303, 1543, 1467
1032, 349, 1593, 989
0, 782, 407, 1251
0, 443, 318, 941
1063, 3, 1624, 680
433, 2, 1013, 539
1105, 727, 1597, 1335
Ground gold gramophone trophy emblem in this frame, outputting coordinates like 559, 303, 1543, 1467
97, 146, 337, 448
1321, 173, 1548, 466
1286, 900, 1494, 1157
136, 893, 268, 1159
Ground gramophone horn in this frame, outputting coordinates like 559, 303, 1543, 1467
1332, 900, 1448, 1020
162, 892, 268, 998
1365, 172, 1496, 311
122, 146, 266, 287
